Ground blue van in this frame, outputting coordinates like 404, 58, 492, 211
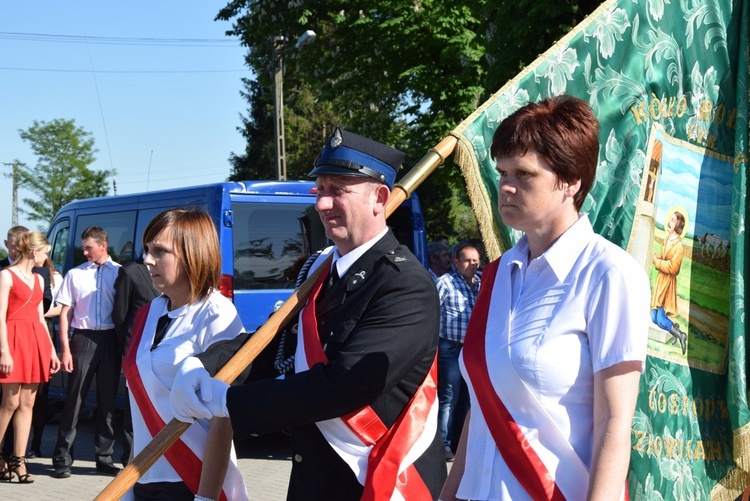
45, 180, 428, 409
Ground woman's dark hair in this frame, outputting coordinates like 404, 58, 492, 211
491, 95, 600, 211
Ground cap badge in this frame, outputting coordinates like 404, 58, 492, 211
330, 129, 343, 148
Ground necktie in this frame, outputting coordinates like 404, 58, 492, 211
151, 314, 172, 351
328, 264, 340, 288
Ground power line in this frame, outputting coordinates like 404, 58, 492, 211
0, 31, 240, 47
0, 67, 245, 74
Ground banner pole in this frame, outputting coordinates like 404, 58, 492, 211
94, 134, 457, 500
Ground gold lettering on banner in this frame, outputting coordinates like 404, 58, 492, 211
664, 436, 683, 459
693, 397, 703, 418
633, 430, 647, 452
714, 104, 726, 125
676, 97, 688, 117
650, 95, 663, 120
707, 440, 723, 461
627, 94, 739, 151
726, 107, 736, 128
718, 399, 729, 419
693, 440, 706, 460
631, 101, 648, 126
632, 430, 725, 460
647, 390, 729, 420
736, 152, 748, 174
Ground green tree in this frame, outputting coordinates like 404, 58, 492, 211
217, 0, 599, 239
17, 118, 113, 227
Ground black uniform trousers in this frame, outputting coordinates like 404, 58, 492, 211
52, 329, 120, 467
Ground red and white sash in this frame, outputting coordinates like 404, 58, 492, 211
123, 301, 248, 501
462, 259, 592, 501
294, 249, 438, 501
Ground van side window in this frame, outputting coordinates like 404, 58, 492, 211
75, 211, 137, 266
47, 219, 70, 273
388, 204, 416, 252
232, 203, 328, 290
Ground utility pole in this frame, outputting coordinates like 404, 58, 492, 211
3, 161, 24, 226
271, 31, 317, 182
272, 35, 287, 181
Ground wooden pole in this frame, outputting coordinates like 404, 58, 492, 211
94, 135, 457, 500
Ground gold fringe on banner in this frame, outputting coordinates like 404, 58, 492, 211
711, 422, 750, 500
735, 421, 750, 472
450, 131, 504, 261
711, 467, 750, 501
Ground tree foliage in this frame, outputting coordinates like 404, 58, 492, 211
17, 118, 113, 227
218, 0, 599, 239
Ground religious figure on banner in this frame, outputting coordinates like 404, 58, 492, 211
650, 208, 688, 355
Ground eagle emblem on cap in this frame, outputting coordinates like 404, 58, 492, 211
329, 128, 343, 148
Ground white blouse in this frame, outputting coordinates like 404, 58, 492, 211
457, 216, 650, 500
129, 290, 245, 485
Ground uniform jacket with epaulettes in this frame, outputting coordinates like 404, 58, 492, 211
195, 229, 446, 500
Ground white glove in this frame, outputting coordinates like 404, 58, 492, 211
170, 357, 230, 422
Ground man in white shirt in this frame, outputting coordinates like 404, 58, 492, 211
51, 226, 122, 479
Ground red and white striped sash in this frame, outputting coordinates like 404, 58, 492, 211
123, 302, 247, 501
462, 259, 589, 501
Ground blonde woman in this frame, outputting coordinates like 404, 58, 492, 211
0, 231, 60, 483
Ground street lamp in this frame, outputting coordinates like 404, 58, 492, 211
272, 30, 317, 181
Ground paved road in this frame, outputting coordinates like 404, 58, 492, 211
3, 415, 454, 499
0, 417, 292, 500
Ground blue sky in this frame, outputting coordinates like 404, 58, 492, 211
653, 129, 733, 241
0, 1, 249, 235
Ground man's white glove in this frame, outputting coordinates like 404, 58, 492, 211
170, 356, 230, 422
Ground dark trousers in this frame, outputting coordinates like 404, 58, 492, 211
29, 318, 56, 454
438, 338, 470, 451
29, 380, 49, 453
53, 329, 120, 467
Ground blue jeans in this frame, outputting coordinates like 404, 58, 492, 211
651, 306, 673, 331
438, 338, 470, 451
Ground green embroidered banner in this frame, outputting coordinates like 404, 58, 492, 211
451, 0, 749, 498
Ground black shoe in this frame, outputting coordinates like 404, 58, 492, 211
95, 461, 121, 475
26, 449, 41, 459
52, 465, 71, 479
670, 322, 688, 356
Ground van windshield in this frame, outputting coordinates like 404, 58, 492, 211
232, 203, 328, 290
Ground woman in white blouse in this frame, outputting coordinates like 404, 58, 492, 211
123, 209, 248, 501
440, 96, 650, 501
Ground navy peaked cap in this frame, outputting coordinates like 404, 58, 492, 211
309, 127, 405, 189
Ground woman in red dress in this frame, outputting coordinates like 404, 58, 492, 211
0, 231, 60, 483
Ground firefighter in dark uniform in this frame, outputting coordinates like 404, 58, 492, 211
169, 127, 446, 500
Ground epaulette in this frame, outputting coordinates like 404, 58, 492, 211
384, 247, 410, 265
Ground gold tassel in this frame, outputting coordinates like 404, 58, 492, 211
451, 132, 504, 261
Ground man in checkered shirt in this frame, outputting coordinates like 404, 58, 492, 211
435, 241, 481, 461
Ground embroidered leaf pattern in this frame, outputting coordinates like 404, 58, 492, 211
584, 6, 631, 59
533, 46, 579, 95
